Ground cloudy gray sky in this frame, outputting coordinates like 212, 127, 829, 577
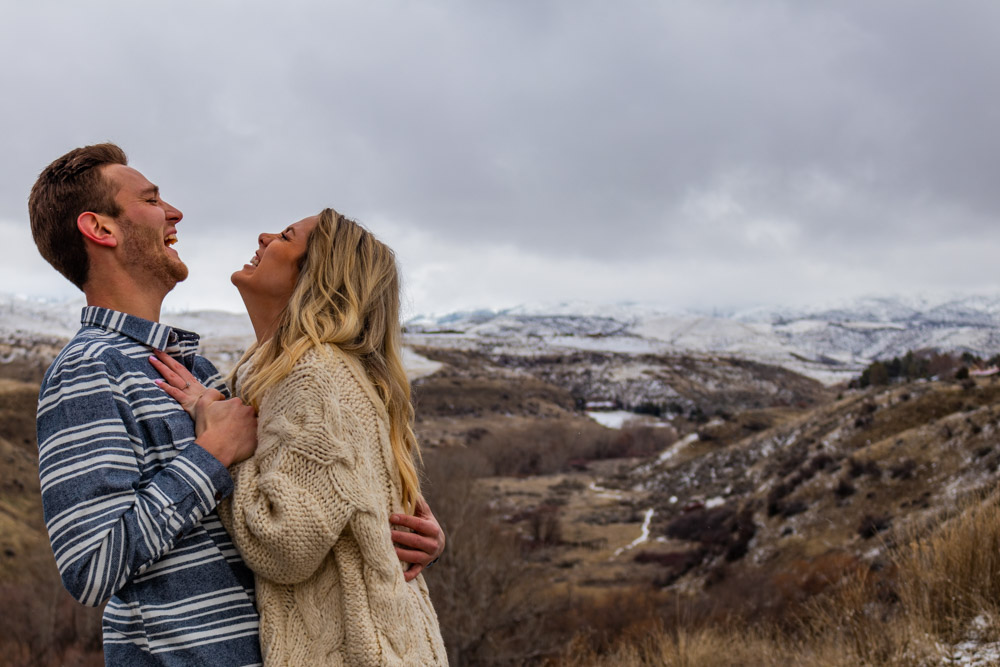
3, 1, 1000, 317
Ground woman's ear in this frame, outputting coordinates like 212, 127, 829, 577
77, 212, 118, 248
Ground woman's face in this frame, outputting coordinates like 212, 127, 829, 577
231, 215, 319, 302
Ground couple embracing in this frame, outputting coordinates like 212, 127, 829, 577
29, 143, 448, 666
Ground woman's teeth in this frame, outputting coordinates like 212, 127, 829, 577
250, 255, 260, 266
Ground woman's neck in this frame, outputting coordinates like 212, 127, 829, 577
242, 294, 285, 344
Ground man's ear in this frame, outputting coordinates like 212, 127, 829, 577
77, 212, 118, 248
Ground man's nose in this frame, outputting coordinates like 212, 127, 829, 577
162, 199, 182, 222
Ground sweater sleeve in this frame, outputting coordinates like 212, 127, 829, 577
219, 360, 381, 585
37, 353, 233, 607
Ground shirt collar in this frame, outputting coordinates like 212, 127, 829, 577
80, 306, 201, 354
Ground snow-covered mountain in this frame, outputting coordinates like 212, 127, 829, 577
405, 295, 1000, 385
6, 293, 1000, 386
0, 294, 446, 381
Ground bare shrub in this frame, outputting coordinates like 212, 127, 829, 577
0, 558, 104, 667
858, 514, 891, 539
888, 458, 917, 480
833, 478, 856, 499
473, 422, 675, 477
526, 505, 563, 548
420, 447, 559, 664
549, 587, 667, 661
664, 506, 756, 562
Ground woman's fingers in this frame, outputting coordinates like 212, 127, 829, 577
149, 354, 186, 388
389, 513, 436, 537
402, 563, 424, 582
154, 379, 188, 404
154, 379, 199, 416
149, 351, 221, 419
390, 499, 445, 561
391, 528, 436, 556
150, 350, 206, 390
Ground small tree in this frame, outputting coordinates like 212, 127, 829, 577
867, 361, 889, 387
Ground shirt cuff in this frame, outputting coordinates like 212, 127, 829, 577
170, 441, 235, 507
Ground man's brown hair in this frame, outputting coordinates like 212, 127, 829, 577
28, 143, 128, 288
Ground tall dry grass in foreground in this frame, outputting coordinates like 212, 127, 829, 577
558, 493, 1000, 666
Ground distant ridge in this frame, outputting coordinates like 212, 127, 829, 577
405, 294, 1000, 385
5, 293, 1000, 386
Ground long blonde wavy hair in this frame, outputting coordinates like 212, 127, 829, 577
229, 208, 422, 512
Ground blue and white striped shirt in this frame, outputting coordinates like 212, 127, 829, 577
37, 307, 262, 666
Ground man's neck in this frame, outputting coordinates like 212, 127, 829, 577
83, 276, 168, 323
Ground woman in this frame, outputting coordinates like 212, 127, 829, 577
152, 209, 448, 665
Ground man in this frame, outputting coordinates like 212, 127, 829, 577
29, 144, 444, 665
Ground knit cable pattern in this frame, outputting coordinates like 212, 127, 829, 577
219, 345, 447, 666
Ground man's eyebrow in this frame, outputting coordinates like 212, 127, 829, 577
140, 185, 160, 197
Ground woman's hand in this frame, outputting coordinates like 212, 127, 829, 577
150, 350, 257, 467
149, 349, 221, 420
391, 498, 446, 582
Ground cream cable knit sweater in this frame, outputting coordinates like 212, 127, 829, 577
218, 344, 447, 666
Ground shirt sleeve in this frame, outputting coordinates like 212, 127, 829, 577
37, 352, 233, 607
218, 362, 379, 585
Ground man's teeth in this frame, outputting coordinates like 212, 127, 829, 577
165, 234, 178, 247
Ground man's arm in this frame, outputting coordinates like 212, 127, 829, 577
391, 498, 446, 582
37, 352, 255, 606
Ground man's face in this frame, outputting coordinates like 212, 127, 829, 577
102, 164, 188, 287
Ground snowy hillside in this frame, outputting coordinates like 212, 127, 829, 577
0, 294, 444, 381
5, 293, 1000, 386
406, 295, 1000, 385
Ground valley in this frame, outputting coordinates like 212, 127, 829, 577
5, 293, 1000, 664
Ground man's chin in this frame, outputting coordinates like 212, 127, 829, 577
169, 262, 190, 285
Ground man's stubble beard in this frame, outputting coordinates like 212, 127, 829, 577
119, 219, 189, 288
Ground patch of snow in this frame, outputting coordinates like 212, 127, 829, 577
588, 481, 625, 501
402, 347, 444, 381
613, 508, 655, 557
705, 496, 725, 509
587, 410, 638, 429
658, 433, 699, 464
937, 640, 1000, 666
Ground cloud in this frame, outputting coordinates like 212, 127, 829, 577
3, 1, 1000, 314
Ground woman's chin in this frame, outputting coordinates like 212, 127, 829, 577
231, 266, 253, 287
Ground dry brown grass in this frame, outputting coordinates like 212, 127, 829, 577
893, 493, 1000, 643
554, 491, 1000, 666
560, 626, 871, 667
844, 380, 1000, 451
0, 380, 105, 666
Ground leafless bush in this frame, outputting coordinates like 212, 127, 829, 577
472, 422, 674, 477
421, 447, 562, 664
0, 554, 104, 667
